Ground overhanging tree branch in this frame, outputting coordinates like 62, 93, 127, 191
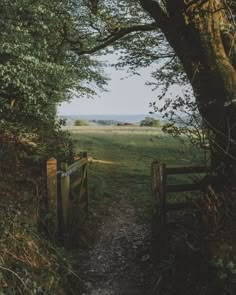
70, 23, 158, 55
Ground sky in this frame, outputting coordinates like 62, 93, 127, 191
58, 65, 158, 116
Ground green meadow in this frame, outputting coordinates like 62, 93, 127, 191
69, 126, 207, 221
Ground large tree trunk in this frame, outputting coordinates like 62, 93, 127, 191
140, 0, 236, 171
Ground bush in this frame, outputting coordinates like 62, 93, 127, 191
0, 118, 75, 173
74, 120, 89, 126
140, 117, 161, 127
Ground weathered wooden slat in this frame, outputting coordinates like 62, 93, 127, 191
60, 162, 70, 235
78, 166, 87, 201
79, 188, 86, 201
70, 176, 82, 190
61, 158, 87, 177
46, 158, 58, 239
70, 158, 87, 170
167, 183, 200, 192
162, 164, 167, 229
83, 153, 89, 220
151, 161, 167, 237
151, 161, 161, 213
49, 152, 89, 245
166, 166, 209, 175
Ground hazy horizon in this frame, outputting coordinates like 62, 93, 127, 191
59, 113, 159, 122
59, 113, 154, 116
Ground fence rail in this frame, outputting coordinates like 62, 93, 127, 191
151, 161, 209, 233
166, 166, 209, 175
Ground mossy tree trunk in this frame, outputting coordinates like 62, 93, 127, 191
140, 0, 236, 170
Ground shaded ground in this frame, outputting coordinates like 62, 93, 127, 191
79, 197, 156, 295
73, 131, 160, 295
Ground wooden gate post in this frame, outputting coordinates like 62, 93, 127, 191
151, 161, 160, 215
60, 162, 70, 242
161, 163, 167, 230
82, 152, 89, 219
46, 158, 58, 240
151, 161, 167, 232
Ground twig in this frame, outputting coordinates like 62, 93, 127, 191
1, 251, 28, 265
152, 275, 162, 293
0, 265, 31, 294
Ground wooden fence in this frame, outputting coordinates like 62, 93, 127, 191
46, 152, 88, 244
151, 161, 209, 232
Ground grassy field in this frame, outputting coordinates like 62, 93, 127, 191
69, 126, 207, 221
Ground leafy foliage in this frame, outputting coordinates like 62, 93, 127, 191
0, 0, 110, 176
140, 117, 161, 127
0, 119, 75, 173
0, 0, 107, 124
151, 89, 210, 158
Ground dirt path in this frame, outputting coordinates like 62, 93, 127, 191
73, 139, 160, 295
79, 194, 156, 295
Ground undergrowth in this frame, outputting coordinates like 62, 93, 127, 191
0, 120, 82, 294
0, 182, 83, 294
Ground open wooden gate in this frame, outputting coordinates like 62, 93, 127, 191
46, 152, 88, 244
